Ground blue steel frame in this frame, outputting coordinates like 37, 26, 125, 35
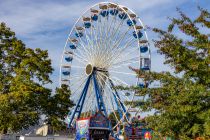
68, 75, 92, 127
68, 72, 108, 127
109, 79, 128, 119
92, 72, 108, 116
67, 71, 127, 140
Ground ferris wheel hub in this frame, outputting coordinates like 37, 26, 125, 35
86, 64, 93, 75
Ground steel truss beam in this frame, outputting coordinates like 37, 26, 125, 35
109, 79, 128, 120
93, 72, 108, 116
68, 75, 92, 127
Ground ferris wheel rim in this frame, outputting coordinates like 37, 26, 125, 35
59, 2, 151, 87
59, 1, 151, 130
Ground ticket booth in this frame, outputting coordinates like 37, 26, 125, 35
76, 111, 111, 140
124, 123, 153, 140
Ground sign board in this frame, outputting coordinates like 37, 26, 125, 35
76, 119, 90, 140
89, 112, 110, 129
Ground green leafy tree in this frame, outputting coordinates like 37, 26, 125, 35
0, 23, 73, 134
127, 8, 209, 140
43, 85, 74, 132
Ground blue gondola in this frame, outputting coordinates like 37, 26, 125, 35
84, 22, 91, 28
127, 19, 136, 26
91, 14, 98, 21
138, 82, 149, 88
110, 9, 118, 15
140, 46, 148, 53
138, 83, 145, 88
100, 10, 109, 17
141, 66, 150, 71
133, 31, 143, 39
65, 56, 73, 62
119, 13, 127, 20
75, 32, 83, 37
69, 44, 76, 49
63, 71, 70, 75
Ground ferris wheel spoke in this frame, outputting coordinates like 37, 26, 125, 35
101, 74, 130, 103
73, 47, 91, 63
72, 28, 91, 56
116, 42, 140, 61
98, 16, 105, 50
111, 45, 141, 66
97, 73, 124, 103
105, 14, 116, 42
70, 78, 87, 101
91, 19, 102, 63
70, 80, 86, 98
97, 74, 126, 114
65, 39, 90, 61
99, 17, 110, 58
72, 53, 88, 65
101, 16, 109, 44
109, 70, 137, 76
107, 18, 125, 45
107, 79, 132, 106
82, 84, 94, 116
113, 35, 136, 56
108, 47, 138, 68
101, 28, 131, 66
74, 49, 89, 63
111, 20, 135, 50
73, 41, 91, 58
68, 73, 86, 81
106, 37, 136, 67
110, 60, 139, 70
105, 88, 120, 123
98, 16, 110, 60
82, 29, 93, 51
83, 23, 101, 60
69, 74, 87, 90
96, 76, 118, 114
112, 37, 136, 56
111, 56, 141, 68
71, 65, 85, 69
98, 71, 128, 87
97, 72, 130, 103
92, 15, 101, 54
105, 15, 119, 52
97, 74, 131, 124
83, 31, 96, 62
111, 28, 131, 51
109, 76, 129, 87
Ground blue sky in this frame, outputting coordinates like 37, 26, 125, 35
0, 0, 209, 89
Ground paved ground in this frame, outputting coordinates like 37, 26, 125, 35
0, 135, 75, 140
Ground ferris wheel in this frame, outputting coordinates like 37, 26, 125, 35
60, 1, 151, 135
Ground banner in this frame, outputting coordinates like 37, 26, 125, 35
76, 119, 90, 140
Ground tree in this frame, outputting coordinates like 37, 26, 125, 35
127, 8, 209, 140
43, 84, 74, 132
0, 23, 73, 134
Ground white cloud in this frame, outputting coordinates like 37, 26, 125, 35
0, 0, 207, 88
0, 0, 90, 35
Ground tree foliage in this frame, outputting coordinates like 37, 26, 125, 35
43, 85, 74, 132
128, 8, 209, 140
0, 23, 73, 134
